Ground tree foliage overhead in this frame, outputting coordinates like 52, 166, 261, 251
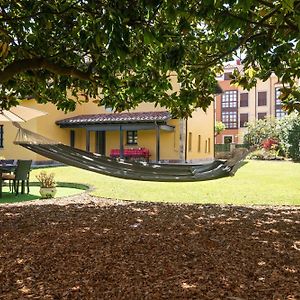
0, 0, 300, 117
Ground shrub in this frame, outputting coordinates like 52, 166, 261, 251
243, 117, 281, 147
261, 138, 279, 151
215, 121, 226, 136
279, 112, 300, 161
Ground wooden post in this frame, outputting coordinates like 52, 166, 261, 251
86, 129, 90, 152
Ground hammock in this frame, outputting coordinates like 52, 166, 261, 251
14, 125, 249, 182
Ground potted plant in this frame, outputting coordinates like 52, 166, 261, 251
36, 171, 57, 198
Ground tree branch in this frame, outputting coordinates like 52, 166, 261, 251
0, 0, 82, 22
0, 57, 92, 82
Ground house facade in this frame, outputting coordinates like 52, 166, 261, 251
215, 61, 288, 144
1, 77, 215, 164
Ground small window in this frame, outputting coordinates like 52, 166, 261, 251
224, 136, 233, 144
70, 130, 75, 148
258, 91, 267, 106
224, 72, 232, 80
126, 130, 137, 145
275, 87, 282, 105
188, 132, 192, 151
198, 135, 201, 152
258, 112, 267, 120
240, 113, 248, 127
0, 125, 3, 148
240, 93, 248, 107
275, 87, 287, 119
207, 138, 211, 153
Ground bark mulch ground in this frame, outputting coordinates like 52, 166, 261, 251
0, 195, 299, 300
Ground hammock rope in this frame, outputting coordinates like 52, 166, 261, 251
14, 126, 250, 182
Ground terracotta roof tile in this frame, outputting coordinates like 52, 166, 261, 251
56, 111, 171, 126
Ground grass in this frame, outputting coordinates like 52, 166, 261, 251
0, 184, 87, 204
30, 160, 300, 205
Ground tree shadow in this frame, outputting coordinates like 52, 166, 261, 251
0, 202, 298, 299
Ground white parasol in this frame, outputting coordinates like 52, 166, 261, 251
0, 105, 48, 122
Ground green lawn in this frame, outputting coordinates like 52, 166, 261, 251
30, 160, 300, 205
0, 185, 86, 203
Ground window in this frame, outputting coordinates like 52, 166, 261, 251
240, 93, 248, 107
258, 91, 267, 106
239, 113, 248, 127
275, 88, 282, 105
188, 132, 192, 151
222, 90, 238, 108
258, 112, 267, 120
224, 72, 232, 80
224, 136, 233, 144
222, 111, 238, 129
0, 125, 3, 148
275, 87, 287, 119
197, 135, 201, 152
70, 130, 75, 148
126, 130, 137, 145
222, 91, 238, 128
275, 109, 287, 119
207, 138, 211, 153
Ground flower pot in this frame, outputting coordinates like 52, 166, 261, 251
39, 187, 57, 199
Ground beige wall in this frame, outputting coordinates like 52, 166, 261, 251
186, 106, 214, 161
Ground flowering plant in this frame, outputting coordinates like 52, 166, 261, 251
36, 171, 56, 188
261, 138, 279, 151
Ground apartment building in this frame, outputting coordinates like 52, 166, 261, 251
215, 61, 287, 144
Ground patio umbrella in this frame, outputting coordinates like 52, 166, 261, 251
0, 105, 47, 122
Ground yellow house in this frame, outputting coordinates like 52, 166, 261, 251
1, 75, 215, 164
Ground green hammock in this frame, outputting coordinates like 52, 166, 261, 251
14, 125, 249, 182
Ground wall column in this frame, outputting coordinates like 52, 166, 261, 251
119, 125, 124, 159
155, 122, 160, 163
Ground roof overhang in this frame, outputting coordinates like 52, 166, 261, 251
56, 111, 174, 131
84, 123, 174, 131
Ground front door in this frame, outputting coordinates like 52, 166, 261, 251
95, 131, 106, 155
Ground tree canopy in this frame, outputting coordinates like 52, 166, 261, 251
1, 0, 300, 117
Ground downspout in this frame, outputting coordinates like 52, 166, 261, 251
185, 117, 188, 163
213, 95, 216, 158
254, 85, 257, 122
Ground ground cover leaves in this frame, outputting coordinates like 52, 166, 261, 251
0, 199, 299, 299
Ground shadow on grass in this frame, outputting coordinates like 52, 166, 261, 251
0, 182, 90, 204
0, 192, 39, 203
